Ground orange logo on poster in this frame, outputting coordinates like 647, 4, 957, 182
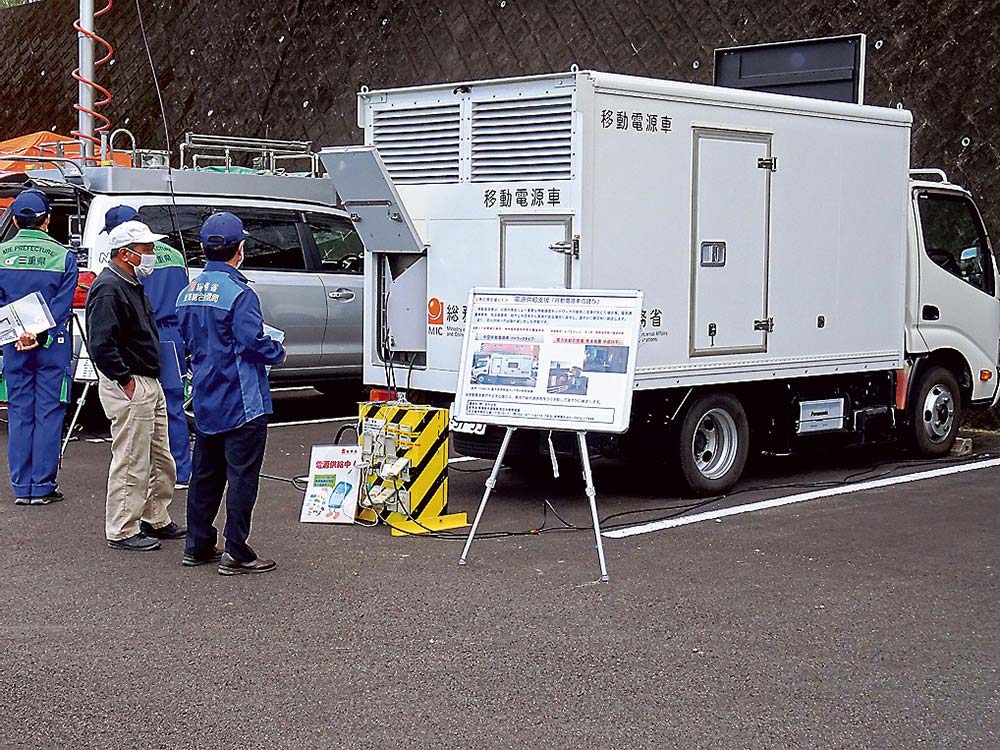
427, 297, 444, 325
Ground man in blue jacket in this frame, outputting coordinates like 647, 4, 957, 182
102, 206, 192, 487
0, 189, 77, 506
176, 212, 285, 574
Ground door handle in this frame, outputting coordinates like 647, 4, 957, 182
328, 288, 356, 302
922, 305, 940, 321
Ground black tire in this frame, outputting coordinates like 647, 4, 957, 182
908, 365, 960, 456
675, 392, 750, 495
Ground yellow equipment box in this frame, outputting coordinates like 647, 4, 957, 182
357, 402, 468, 536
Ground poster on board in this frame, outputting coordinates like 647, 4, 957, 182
454, 289, 643, 434
300, 445, 362, 524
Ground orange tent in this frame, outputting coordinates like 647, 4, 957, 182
0, 131, 132, 208
0, 130, 132, 172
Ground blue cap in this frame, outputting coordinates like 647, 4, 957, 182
10, 189, 50, 219
103, 205, 139, 234
200, 212, 250, 247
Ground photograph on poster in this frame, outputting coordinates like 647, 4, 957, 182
546, 362, 589, 395
584, 344, 630, 374
469, 343, 539, 388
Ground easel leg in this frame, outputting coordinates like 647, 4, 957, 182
459, 426, 515, 566
61, 381, 91, 461
577, 432, 609, 583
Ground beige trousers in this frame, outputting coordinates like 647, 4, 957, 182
98, 374, 176, 541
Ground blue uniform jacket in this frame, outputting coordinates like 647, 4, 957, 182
141, 241, 188, 327
0, 228, 78, 343
176, 262, 284, 435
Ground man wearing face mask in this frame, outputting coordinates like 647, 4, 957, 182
86, 220, 184, 552
101, 205, 192, 489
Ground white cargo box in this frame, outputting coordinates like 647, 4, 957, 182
347, 70, 912, 394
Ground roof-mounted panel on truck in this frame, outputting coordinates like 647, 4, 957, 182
714, 34, 867, 104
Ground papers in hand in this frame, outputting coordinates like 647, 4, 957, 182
0, 292, 56, 347
263, 324, 286, 344
263, 324, 285, 373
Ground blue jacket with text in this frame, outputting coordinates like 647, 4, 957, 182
175, 262, 285, 434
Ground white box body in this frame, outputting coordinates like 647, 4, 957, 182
358, 70, 913, 396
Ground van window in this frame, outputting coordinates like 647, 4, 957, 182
138, 205, 307, 271
305, 213, 364, 274
918, 193, 995, 296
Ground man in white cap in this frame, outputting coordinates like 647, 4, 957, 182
85, 220, 184, 552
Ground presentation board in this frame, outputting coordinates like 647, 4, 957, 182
454, 289, 642, 433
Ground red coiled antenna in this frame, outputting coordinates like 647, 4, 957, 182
72, 0, 114, 160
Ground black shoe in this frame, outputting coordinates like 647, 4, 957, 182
108, 534, 161, 552
30, 490, 63, 506
140, 521, 187, 540
218, 553, 277, 576
182, 548, 223, 567
14, 497, 31, 506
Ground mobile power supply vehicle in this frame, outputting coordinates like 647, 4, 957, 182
0, 135, 366, 391
327, 69, 999, 493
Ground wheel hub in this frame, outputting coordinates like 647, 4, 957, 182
692, 408, 739, 480
921, 384, 955, 443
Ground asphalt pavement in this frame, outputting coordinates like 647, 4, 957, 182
1, 387, 997, 749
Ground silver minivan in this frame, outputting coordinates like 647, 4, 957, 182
0, 165, 365, 390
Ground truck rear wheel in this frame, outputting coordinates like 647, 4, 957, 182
675, 392, 749, 495
909, 365, 960, 456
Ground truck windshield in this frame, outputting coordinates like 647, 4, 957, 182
918, 192, 995, 296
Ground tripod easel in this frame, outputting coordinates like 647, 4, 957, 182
61, 314, 98, 460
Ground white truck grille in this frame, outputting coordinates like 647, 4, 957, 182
372, 103, 461, 184
471, 94, 573, 182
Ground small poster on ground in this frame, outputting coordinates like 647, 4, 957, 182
300, 445, 361, 524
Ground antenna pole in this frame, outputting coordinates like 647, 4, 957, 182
77, 0, 95, 158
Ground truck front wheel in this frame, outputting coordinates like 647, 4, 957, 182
908, 365, 960, 456
675, 392, 749, 495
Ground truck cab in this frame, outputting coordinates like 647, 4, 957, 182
905, 170, 999, 410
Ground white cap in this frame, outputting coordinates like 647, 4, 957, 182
107, 220, 166, 250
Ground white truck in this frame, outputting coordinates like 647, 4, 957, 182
322, 70, 999, 493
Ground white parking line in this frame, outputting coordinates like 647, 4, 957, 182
271, 386, 317, 393
603, 457, 1000, 539
268, 416, 356, 428
449, 456, 481, 464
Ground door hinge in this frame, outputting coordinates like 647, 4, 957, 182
757, 157, 777, 172
753, 317, 774, 333
548, 235, 580, 259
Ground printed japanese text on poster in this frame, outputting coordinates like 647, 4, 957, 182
454, 289, 643, 433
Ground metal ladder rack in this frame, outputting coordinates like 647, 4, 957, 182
179, 133, 321, 176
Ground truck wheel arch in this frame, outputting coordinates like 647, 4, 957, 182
908, 349, 974, 408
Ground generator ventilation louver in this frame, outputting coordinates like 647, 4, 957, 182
372, 103, 461, 184
471, 94, 573, 182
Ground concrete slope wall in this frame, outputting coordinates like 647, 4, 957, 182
1, 0, 997, 235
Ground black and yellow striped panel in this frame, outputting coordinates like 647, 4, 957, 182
359, 403, 449, 520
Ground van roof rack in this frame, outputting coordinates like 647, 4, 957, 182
909, 168, 949, 183
179, 133, 321, 177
